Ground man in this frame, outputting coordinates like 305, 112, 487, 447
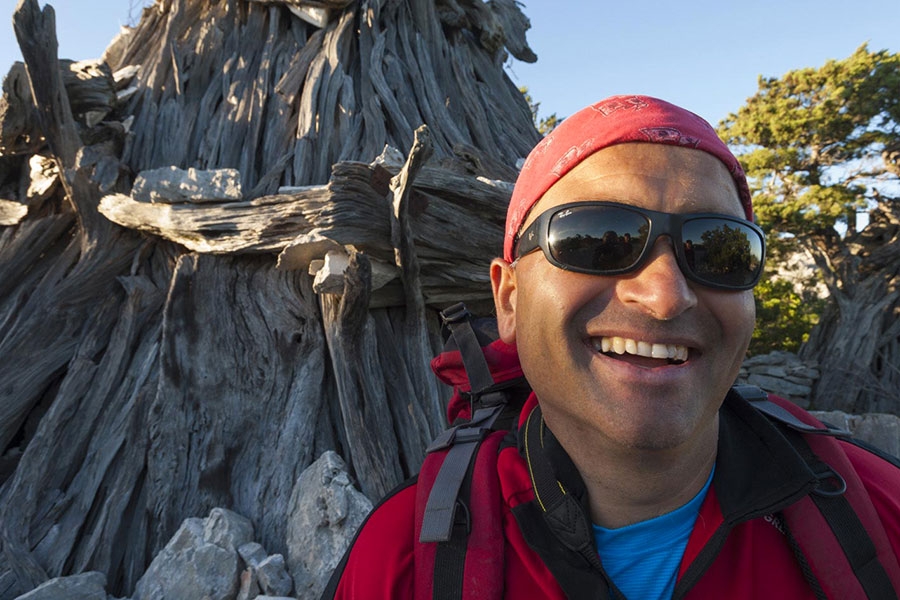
323, 96, 900, 599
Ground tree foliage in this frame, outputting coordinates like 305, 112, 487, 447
751, 278, 825, 354
720, 45, 900, 243
520, 86, 561, 135
719, 45, 900, 410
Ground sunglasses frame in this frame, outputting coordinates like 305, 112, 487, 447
514, 201, 766, 291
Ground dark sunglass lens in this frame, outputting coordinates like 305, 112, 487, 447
548, 206, 648, 271
682, 219, 763, 287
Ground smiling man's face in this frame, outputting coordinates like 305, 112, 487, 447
492, 143, 756, 452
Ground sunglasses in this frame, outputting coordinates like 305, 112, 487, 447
514, 201, 766, 291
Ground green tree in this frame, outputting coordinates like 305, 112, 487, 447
719, 44, 900, 412
520, 87, 560, 135
751, 279, 825, 354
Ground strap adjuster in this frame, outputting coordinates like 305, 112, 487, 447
440, 302, 471, 326
426, 425, 490, 453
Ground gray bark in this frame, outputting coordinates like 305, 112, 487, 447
0, 0, 538, 598
800, 198, 900, 413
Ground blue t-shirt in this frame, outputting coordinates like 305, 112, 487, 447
592, 467, 715, 600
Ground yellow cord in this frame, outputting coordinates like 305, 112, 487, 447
524, 408, 547, 512
524, 408, 567, 512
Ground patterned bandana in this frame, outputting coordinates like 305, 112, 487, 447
503, 95, 752, 262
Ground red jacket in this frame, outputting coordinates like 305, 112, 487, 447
324, 393, 900, 599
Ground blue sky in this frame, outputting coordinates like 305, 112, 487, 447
1, 0, 898, 127
513, 0, 898, 125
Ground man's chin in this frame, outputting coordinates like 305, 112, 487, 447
593, 402, 717, 452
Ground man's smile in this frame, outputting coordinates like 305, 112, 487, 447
592, 335, 690, 364
590, 334, 693, 370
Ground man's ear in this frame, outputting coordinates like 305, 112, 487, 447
491, 258, 517, 344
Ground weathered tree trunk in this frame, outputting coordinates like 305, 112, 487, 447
0, 0, 539, 597
800, 198, 900, 413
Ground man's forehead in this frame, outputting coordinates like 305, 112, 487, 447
525, 144, 743, 224
563, 142, 729, 177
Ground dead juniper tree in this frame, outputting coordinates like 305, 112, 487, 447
0, 0, 540, 597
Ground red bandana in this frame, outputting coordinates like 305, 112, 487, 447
503, 95, 752, 262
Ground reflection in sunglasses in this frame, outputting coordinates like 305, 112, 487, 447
517, 202, 766, 291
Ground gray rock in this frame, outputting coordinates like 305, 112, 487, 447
742, 351, 794, 367
238, 541, 269, 568
236, 567, 260, 600
257, 554, 294, 597
853, 414, 900, 458
783, 374, 815, 386
812, 411, 900, 458
737, 351, 822, 408
132, 508, 254, 600
749, 364, 788, 378
13, 572, 106, 600
235, 540, 294, 595
747, 373, 812, 399
204, 507, 255, 553
286, 451, 373, 600
787, 365, 820, 380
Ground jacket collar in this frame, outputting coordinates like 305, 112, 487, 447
713, 387, 819, 522
521, 387, 818, 525
512, 388, 819, 598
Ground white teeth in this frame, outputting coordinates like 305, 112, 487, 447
595, 336, 689, 362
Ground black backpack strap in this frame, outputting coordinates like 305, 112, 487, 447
440, 303, 495, 394
419, 405, 503, 543
420, 304, 502, 544
418, 304, 528, 599
735, 385, 900, 597
735, 384, 852, 437
781, 430, 900, 598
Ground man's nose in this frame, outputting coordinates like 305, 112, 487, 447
616, 237, 698, 320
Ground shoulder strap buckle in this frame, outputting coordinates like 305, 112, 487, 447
440, 302, 471, 326
439, 302, 495, 394
733, 384, 852, 437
